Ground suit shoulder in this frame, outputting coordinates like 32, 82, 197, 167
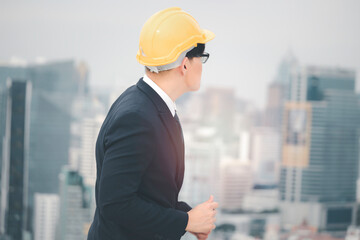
102, 85, 157, 135
110, 84, 156, 116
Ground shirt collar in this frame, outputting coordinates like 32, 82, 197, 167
142, 74, 177, 117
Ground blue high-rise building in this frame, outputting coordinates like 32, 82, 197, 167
279, 65, 360, 236
0, 60, 86, 237
56, 166, 92, 240
0, 79, 31, 240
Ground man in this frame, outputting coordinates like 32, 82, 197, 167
87, 7, 218, 240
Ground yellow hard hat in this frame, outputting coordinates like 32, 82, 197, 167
136, 7, 215, 67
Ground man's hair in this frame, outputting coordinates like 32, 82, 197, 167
185, 43, 205, 60
145, 43, 205, 73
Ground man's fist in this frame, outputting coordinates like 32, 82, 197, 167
185, 195, 218, 234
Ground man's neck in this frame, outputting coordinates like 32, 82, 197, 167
145, 72, 185, 102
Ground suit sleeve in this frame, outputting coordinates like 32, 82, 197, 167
176, 201, 192, 212
99, 110, 188, 239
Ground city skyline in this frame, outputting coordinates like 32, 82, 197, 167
0, 54, 359, 240
1, 0, 359, 107
1, 1, 360, 239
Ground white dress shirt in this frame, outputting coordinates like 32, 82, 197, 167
142, 74, 177, 117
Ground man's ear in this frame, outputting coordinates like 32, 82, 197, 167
180, 57, 190, 75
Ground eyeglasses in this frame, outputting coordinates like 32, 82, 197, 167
199, 52, 210, 64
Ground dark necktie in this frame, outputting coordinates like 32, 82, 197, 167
174, 110, 184, 142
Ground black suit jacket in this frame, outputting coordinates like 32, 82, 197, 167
87, 78, 192, 240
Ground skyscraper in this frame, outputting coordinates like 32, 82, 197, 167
0, 60, 87, 236
56, 166, 92, 240
250, 127, 280, 186
264, 51, 299, 131
220, 159, 253, 211
279, 66, 360, 235
34, 193, 59, 240
264, 82, 285, 131
179, 127, 222, 207
79, 116, 104, 187
202, 87, 236, 142
0, 79, 31, 239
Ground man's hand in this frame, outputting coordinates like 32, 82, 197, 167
189, 230, 211, 240
185, 195, 218, 234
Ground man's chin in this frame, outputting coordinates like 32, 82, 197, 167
192, 84, 201, 91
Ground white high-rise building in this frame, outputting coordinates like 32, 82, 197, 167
34, 193, 59, 240
239, 131, 251, 163
250, 127, 280, 185
357, 178, 360, 203
79, 115, 104, 186
56, 166, 92, 240
220, 159, 253, 211
179, 127, 223, 207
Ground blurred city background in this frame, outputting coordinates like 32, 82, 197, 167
0, 0, 360, 240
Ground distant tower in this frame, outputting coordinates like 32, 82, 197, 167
202, 87, 236, 141
0, 79, 31, 239
79, 116, 104, 187
34, 193, 59, 240
56, 166, 92, 240
279, 65, 360, 235
0, 60, 87, 237
264, 82, 285, 131
250, 127, 280, 186
220, 159, 253, 211
180, 127, 222, 206
265, 51, 299, 131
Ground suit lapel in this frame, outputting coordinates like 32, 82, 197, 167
158, 112, 185, 190
136, 78, 184, 191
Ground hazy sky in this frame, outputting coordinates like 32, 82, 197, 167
1, 0, 359, 107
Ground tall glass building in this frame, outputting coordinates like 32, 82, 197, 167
279, 66, 360, 236
0, 60, 86, 237
0, 80, 31, 240
56, 166, 92, 240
